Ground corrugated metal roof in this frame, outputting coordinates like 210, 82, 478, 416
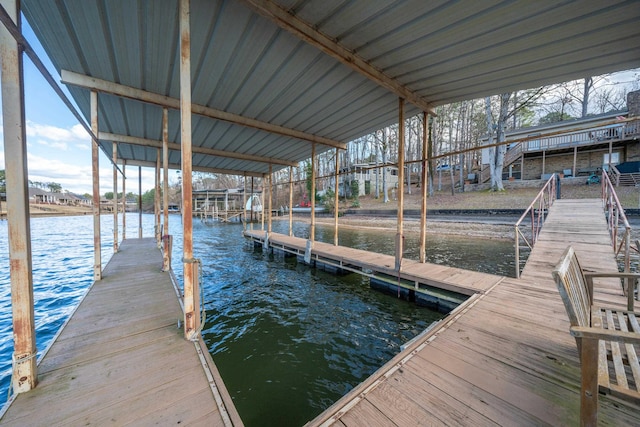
21, 0, 640, 176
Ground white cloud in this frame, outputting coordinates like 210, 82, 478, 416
71, 124, 90, 140
26, 120, 89, 143
26, 152, 157, 195
36, 139, 68, 150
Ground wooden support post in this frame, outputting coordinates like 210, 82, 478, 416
419, 112, 428, 263
268, 164, 273, 234
162, 108, 170, 271
396, 98, 405, 271
260, 176, 265, 231
180, 0, 199, 339
310, 143, 316, 243
138, 166, 142, 238
542, 150, 546, 176
334, 148, 339, 246
580, 338, 599, 426
91, 91, 102, 280
243, 175, 247, 232
155, 148, 161, 246
250, 177, 254, 231
573, 146, 577, 177
288, 166, 293, 237
122, 160, 126, 239
113, 142, 118, 252
1, 0, 37, 393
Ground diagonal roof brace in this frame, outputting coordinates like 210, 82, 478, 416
241, 0, 437, 116
100, 132, 299, 167
61, 70, 346, 150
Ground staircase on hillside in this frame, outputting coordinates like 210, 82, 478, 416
480, 142, 523, 183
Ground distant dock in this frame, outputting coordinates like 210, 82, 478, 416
244, 230, 504, 312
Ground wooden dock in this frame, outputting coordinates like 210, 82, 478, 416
306, 199, 640, 426
0, 238, 242, 426
244, 230, 503, 298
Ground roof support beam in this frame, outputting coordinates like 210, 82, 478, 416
241, 0, 436, 115
99, 132, 298, 167
121, 158, 264, 178
1, 0, 37, 395
61, 70, 346, 150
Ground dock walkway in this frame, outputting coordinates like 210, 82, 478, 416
244, 230, 502, 298
0, 238, 241, 426
306, 199, 640, 426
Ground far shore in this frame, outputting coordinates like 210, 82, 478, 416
275, 215, 517, 240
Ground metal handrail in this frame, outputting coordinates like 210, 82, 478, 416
601, 171, 632, 273
514, 174, 557, 278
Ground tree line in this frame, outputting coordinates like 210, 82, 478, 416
189, 71, 637, 205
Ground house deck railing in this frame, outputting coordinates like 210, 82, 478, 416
519, 117, 640, 153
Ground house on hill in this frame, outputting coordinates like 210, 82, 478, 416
481, 90, 640, 185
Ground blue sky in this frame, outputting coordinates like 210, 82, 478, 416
0, 18, 159, 195
0, 16, 638, 196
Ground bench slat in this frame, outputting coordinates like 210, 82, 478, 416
594, 309, 611, 390
630, 313, 640, 334
617, 311, 640, 392
606, 309, 629, 389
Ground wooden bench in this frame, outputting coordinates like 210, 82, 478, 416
552, 246, 640, 426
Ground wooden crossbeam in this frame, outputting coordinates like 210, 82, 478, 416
100, 132, 297, 167
61, 70, 346, 150
120, 158, 263, 178
241, 0, 436, 115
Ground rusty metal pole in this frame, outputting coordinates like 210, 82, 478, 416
268, 164, 273, 234
1, 0, 37, 393
138, 166, 142, 238
162, 108, 170, 271
419, 112, 428, 263
122, 160, 126, 239
180, 0, 199, 339
310, 143, 316, 243
396, 98, 405, 271
91, 91, 102, 280
155, 148, 161, 246
288, 166, 293, 236
112, 142, 118, 253
334, 148, 339, 246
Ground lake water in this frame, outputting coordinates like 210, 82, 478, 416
0, 213, 515, 425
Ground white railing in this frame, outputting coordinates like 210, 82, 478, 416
514, 174, 558, 278
520, 118, 640, 153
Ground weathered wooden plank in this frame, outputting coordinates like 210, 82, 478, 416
411, 345, 566, 424
339, 398, 395, 427
400, 354, 550, 426
376, 370, 496, 426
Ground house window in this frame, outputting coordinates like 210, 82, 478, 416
603, 152, 619, 166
